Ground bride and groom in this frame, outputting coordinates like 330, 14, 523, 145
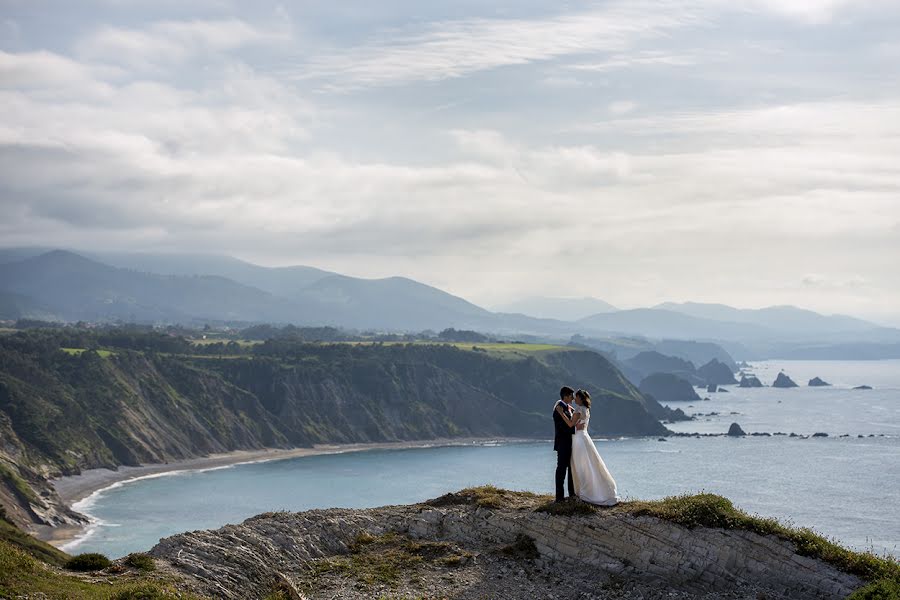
553, 386, 619, 505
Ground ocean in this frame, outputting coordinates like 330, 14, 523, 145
63, 359, 900, 559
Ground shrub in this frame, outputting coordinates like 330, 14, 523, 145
124, 552, 156, 572
65, 552, 111, 571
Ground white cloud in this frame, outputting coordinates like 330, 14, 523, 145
293, 1, 704, 89
76, 18, 290, 68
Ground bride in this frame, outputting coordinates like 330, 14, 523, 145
560, 389, 619, 506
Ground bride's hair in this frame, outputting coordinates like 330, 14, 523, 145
575, 389, 591, 408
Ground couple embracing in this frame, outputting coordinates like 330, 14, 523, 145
553, 386, 619, 505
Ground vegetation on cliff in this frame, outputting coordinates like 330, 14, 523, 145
0, 328, 667, 528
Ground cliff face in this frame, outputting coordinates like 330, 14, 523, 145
150, 491, 864, 600
0, 335, 667, 528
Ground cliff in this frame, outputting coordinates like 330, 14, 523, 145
148, 487, 896, 600
0, 330, 668, 529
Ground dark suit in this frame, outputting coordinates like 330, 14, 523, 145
553, 400, 576, 501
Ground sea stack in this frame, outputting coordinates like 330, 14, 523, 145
808, 377, 831, 387
727, 422, 746, 436
772, 373, 798, 388
739, 375, 763, 388
853, 385, 873, 390
697, 359, 738, 386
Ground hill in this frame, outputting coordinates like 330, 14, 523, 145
494, 296, 617, 321
0, 329, 667, 530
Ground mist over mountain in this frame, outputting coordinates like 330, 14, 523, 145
2, 248, 899, 359
494, 296, 618, 321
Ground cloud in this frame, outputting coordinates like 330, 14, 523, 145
76, 18, 290, 68
292, 1, 704, 89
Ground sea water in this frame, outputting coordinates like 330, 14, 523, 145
64, 360, 900, 558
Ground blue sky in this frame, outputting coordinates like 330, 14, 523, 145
1, 0, 899, 323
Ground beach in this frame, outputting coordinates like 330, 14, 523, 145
40, 438, 522, 549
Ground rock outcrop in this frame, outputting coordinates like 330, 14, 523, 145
150, 490, 865, 600
739, 375, 763, 388
809, 377, 831, 387
638, 373, 701, 404
853, 385, 873, 390
727, 422, 746, 436
697, 359, 738, 386
773, 372, 799, 388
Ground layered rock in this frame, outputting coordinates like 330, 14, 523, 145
150, 492, 864, 600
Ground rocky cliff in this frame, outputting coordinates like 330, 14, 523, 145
149, 488, 885, 600
0, 330, 668, 529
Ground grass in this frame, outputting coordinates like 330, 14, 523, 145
61, 347, 114, 358
308, 532, 465, 588
0, 516, 69, 566
336, 340, 570, 359
0, 461, 41, 505
429, 486, 899, 596
0, 539, 206, 599
428, 485, 546, 509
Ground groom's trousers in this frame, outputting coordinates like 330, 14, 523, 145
555, 446, 575, 501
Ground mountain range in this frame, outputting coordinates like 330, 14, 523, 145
1, 248, 899, 359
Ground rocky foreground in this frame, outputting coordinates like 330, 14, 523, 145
147, 488, 886, 600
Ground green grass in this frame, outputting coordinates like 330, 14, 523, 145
0, 517, 69, 566
0, 462, 41, 505
429, 486, 899, 595
61, 348, 114, 358
308, 532, 463, 588
336, 340, 570, 359
615, 493, 900, 589
0, 539, 206, 599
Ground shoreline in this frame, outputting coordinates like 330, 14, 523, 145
40, 437, 534, 548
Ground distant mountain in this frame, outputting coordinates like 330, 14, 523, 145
0, 250, 295, 323
0, 250, 496, 331
577, 308, 762, 340
494, 296, 617, 321
655, 302, 880, 335
87, 251, 335, 299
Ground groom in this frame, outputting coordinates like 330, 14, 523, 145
553, 385, 577, 502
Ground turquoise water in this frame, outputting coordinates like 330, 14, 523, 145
65, 360, 900, 559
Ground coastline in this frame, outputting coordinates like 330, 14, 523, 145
39, 437, 533, 548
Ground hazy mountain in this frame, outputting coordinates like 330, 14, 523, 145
655, 302, 880, 335
87, 251, 335, 299
577, 308, 763, 340
494, 296, 617, 321
0, 250, 496, 331
0, 250, 295, 324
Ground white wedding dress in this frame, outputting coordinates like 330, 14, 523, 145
571, 405, 619, 506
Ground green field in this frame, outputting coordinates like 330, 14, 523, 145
190, 338, 261, 347
337, 341, 571, 359
60, 348, 114, 358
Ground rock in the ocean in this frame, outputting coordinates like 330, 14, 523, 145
727, 422, 746, 436
639, 373, 701, 403
739, 375, 763, 388
853, 385, 873, 390
808, 377, 831, 387
697, 359, 738, 386
812, 432, 829, 437
772, 372, 799, 388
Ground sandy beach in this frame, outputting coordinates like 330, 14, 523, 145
41, 438, 525, 548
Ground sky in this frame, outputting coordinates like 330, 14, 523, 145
1, 1, 899, 325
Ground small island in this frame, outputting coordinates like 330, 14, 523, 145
809, 377, 832, 387
772, 372, 799, 388
739, 375, 764, 388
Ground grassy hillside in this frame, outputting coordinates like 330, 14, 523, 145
0, 328, 667, 528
